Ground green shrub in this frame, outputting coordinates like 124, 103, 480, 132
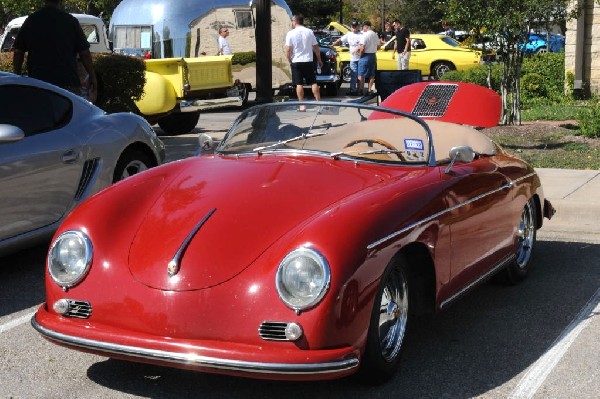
0, 52, 145, 114
521, 72, 547, 99
0, 52, 15, 72
522, 52, 565, 102
577, 102, 600, 138
232, 51, 256, 65
440, 64, 502, 92
92, 53, 145, 113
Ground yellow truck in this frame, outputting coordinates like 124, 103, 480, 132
110, 0, 294, 135
135, 55, 248, 135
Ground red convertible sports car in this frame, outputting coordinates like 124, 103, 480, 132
33, 100, 554, 383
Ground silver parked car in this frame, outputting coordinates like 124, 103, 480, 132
0, 72, 165, 256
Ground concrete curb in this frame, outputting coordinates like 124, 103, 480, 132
536, 168, 600, 243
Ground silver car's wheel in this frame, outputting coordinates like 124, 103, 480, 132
360, 257, 411, 384
113, 150, 154, 182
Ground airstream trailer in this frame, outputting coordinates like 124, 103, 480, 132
109, 0, 294, 90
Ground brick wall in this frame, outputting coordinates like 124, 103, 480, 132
565, 0, 600, 95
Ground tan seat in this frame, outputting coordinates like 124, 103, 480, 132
427, 120, 496, 162
307, 118, 496, 164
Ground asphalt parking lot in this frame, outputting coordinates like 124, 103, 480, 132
1, 96, 598, 398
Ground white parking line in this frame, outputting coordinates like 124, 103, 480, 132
0, 308, 37, 334
509, 287, 600, 399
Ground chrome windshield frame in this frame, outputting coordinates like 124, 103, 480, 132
217, 101, 436, 167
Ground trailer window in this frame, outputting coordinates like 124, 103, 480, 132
234, 10, 254, 29
1, 28, 19, 52
114, 25, 153, 55
81, 24, 100, 44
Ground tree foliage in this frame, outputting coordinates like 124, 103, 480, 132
444, 0, 573, 125
286, 0, 340, 28
0, 0, 120, 27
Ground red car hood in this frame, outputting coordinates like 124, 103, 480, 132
128, 156, 389, 291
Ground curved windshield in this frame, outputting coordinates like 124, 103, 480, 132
217, 102, 433, 165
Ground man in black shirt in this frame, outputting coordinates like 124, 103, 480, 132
13, 0, 97, 101
392, 19, 411, 70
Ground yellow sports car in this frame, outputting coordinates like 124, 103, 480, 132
335, 33, 482, 81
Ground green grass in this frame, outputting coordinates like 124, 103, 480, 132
491, 132, 600, 170
521, 104, 585, 121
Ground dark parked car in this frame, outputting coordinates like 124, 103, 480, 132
314, 45, 340, 96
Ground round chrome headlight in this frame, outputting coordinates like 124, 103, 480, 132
48, 230, 93, 288
276, 247, 330, 311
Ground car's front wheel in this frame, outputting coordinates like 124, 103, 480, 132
431, 61, 454, 80
113, 149, 154, 182
359, 256, 412, 384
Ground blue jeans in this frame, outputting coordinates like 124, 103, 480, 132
349, 60, 358, 91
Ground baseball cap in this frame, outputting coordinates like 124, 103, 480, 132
363, 21, 371, 27
351, 21, 359, 26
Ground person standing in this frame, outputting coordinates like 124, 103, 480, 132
285, 14, 322, 103
380, 21, 393, 44
392, 19, 411, 70
442, 22, 455, 39
331, 21, 362, 95
218, 27, 232, 55
357, 21, 380, 95
12, 0, 97, 102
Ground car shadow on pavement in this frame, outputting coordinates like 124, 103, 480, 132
85, 239, 599, 398
0, 244, 47, 317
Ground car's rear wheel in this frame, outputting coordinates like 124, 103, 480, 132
359, 256, 412, 384
113, 149, 154, 182
431, 61, 454, 80
498, 198, 537, 284
157, 111, 200, 135
341, 62, 351, 83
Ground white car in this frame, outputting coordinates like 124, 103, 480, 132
0, 72, 165, 256
0, 13, 111, 53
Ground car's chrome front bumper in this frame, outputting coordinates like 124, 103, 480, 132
32, 313, 360, 380
315, 74, 339, 84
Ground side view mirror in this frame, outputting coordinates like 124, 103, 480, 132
444, 145, 475, 173
0, 124, 25, 144
198, 133, 214, 153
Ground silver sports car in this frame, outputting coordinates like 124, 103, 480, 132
0, 72, 165, 256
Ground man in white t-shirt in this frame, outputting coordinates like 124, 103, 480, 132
218, 27, 232, 55
285, 14, 322, 103
357, 21, 380, 95
332, 21, 362, 95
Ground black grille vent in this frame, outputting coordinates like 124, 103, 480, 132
74, 158, 100, 201
65, 299, 92, 319
258, 321, 289, 341
412, 84, 458, 117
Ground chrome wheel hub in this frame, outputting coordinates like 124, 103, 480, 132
377, 269, 408, 362
120, 160, 148, 179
